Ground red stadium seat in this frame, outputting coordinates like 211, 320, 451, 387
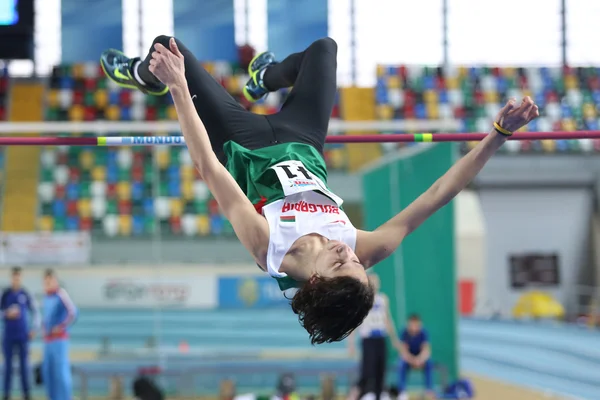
118, 200, 132, 215
119, 90, 132, 107
170, 216, 182, 234
55, 185, 66, 199
106, 183, 117, 199
208, 199, 219, 215
67, 200, 78, 216
73, 90, 84, 105
69, 167, 80, 182
84, 78, 96, 91
79, 217, 93, 231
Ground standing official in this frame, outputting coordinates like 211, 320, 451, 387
42, 270, 77, 400
348, 275, 402, 400
0, 267, 39, 400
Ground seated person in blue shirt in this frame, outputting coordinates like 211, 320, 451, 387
397, 314, 433, 400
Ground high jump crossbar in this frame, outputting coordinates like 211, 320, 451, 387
0, 131, 598, 146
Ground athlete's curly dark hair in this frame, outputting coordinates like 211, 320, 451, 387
291, 275, 375, 345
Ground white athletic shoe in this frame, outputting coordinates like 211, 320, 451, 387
397, 393, 409, 400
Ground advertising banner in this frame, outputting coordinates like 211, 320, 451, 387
14, 269, 217, 309
218, 276, 290, 309
0, 232, 91, 265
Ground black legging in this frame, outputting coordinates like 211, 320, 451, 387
358, 337, 387, 400
138, 35, 338, 164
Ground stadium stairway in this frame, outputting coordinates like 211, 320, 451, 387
0, 83, 44, 231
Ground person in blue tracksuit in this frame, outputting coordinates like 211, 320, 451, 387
0, 267, 40, 400
41, 269, 77, 400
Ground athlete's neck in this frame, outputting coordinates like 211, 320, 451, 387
279, 234, 322, 281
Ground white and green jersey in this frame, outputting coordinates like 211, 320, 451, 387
224, 141, 357, 291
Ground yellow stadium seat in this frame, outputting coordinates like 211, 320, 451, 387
423, 90, 438, 105
156, 149, 170, 169
457, 66, 468, 78
518, 125, 528, 132
446, 77, 459, 90
467, 141, 478, 150
171, 199, 183, 218
484, 91, 498, 103
202, 62, 215, 75
106, 105, 121, 121
565, 75, 578, 90
94, 90, 108, 109
91, 166, 106, 182
522, 89, 532, 99
226, 76, 240, 94
72, 64, 85, 79
387, 75, 401, 89
69, 105, 84, 121
562, 119, 576, 131
167, 105, 178, 120
583, 103, 597, 119
118, 215, 132, 236
197, 215, 210, 236
77, 199, 92, 218
426, 104, 439, 119
47, 90, 59, 108
502, 67, 516, 78
117, 182, 132, 201
180, 165, 194, 181
541, 140, 556, 152
39, 216, 54, 232
182, 180, 194, 201
79, 150, 95, 170
376, 104, 393, 120
328, 148, 346, 170
376, 65, 385, 78
252, 105, 267, 115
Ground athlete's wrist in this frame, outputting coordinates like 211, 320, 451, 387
169, 80, 188, 96
489, 127, 509, 143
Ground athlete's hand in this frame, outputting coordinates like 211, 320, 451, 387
149, 37, 186, 88
495, 96, 539, 133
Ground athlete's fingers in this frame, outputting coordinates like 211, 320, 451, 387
169, 38, 183, 58
496, 98, 516, 122
527, 105, 540, 121
154, 43, 168, 54
149, 59, 157, 67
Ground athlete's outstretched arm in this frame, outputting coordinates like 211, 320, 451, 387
150, 38, 270, 265
356, 97, 539, 268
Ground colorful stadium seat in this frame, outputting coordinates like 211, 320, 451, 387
376, 65, 600, 154
33, 62, 600, 237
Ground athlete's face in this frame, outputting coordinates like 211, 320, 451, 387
313, 239, 368, 283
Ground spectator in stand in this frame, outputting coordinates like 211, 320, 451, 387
397, 314, 433, 400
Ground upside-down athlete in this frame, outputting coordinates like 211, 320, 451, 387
100, 36, 539, 344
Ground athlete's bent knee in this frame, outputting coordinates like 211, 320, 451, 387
153, 35, 174, 47
310, 37, 338, 54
